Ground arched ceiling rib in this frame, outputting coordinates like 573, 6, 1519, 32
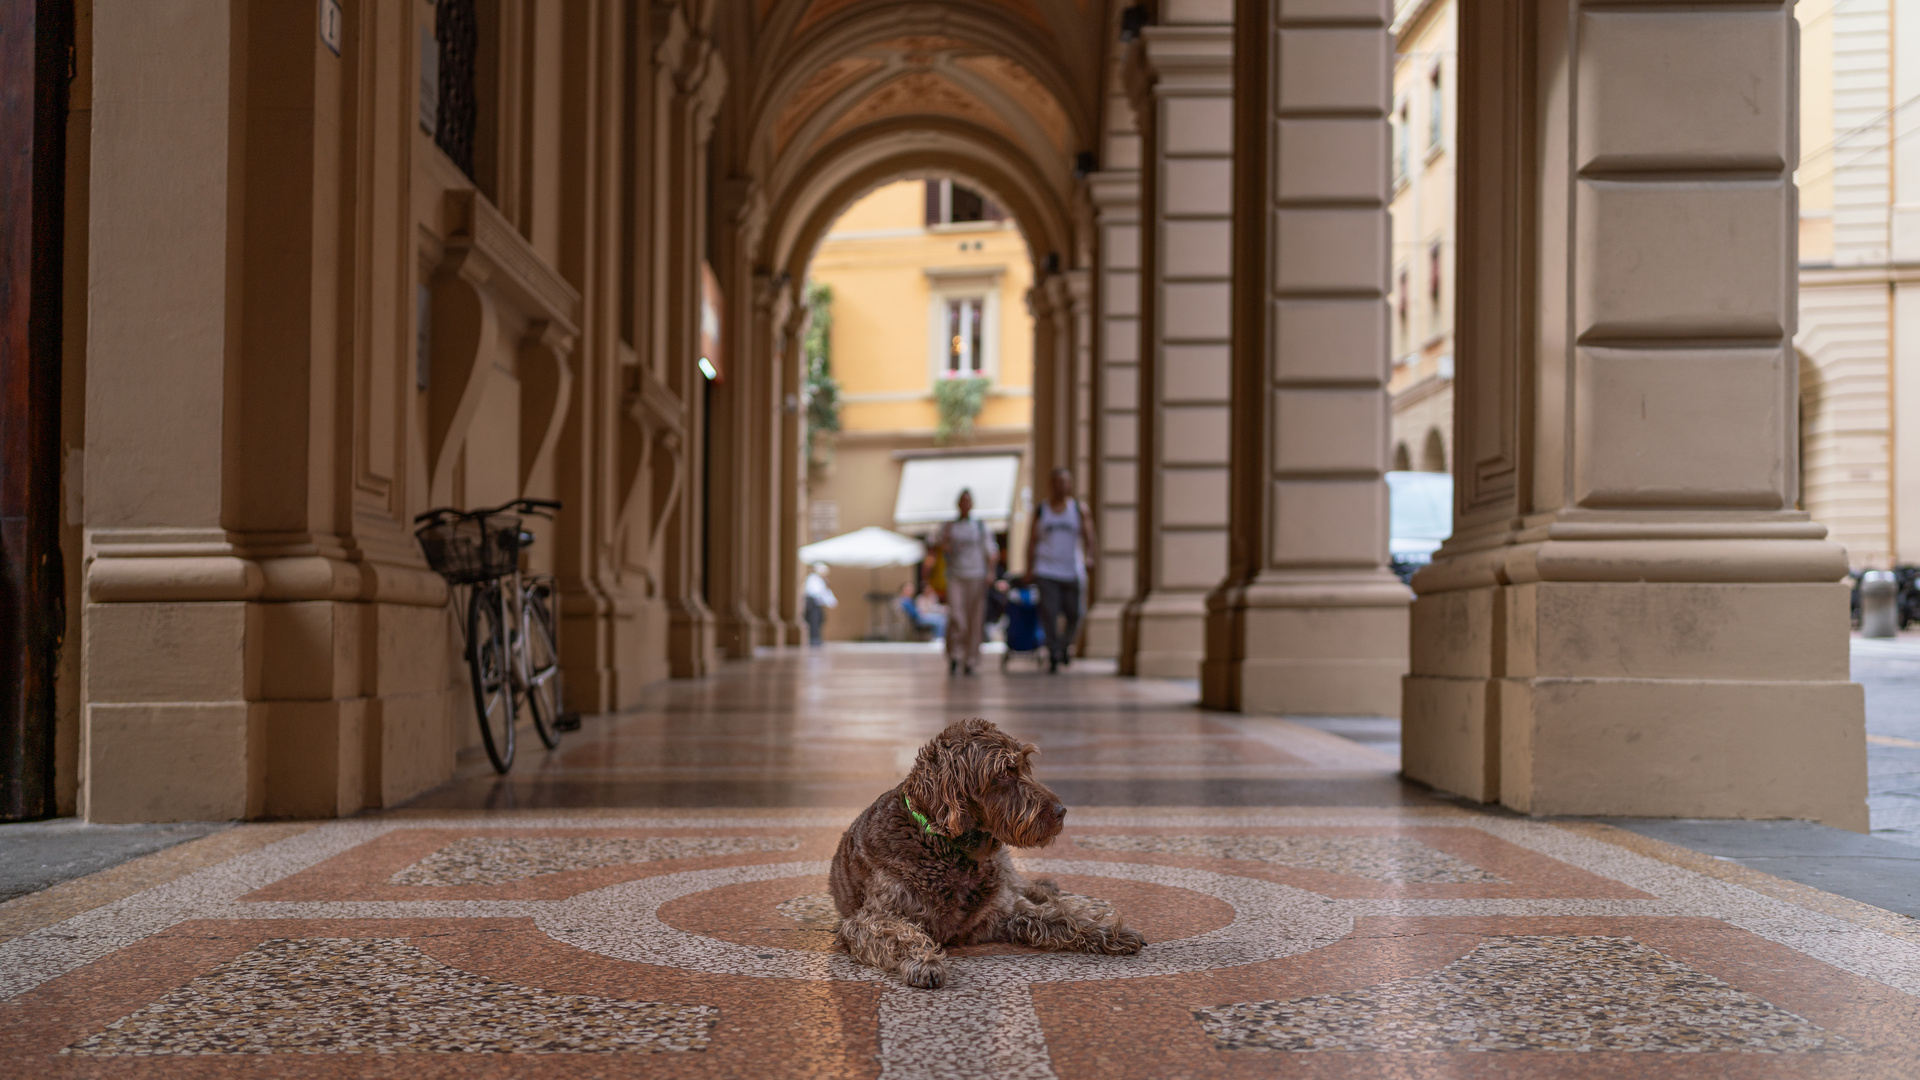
765, 118, 1072, 281
741, 0, 1112, 285
746, 1, 1103, 184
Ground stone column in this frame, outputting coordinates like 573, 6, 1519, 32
1404, 0, 1867, 828
655, 9, 725, 677
1027, 279, 1063, 489
707, 182, 767, 661
1034, 268, 1088, 503
1119, 17, 1234, 679
1082, 170, 1141, 659
83, 0, 431, 821
776, 292, 808, 647
1202, 0, 1408, 714
749, 272, 796, 649
85, 1, 264, 822
1067, 268, 1093, 502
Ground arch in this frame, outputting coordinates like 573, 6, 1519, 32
745, 0, 1095, 179
1392, 441, 1412, 472
763, 116, 1074, 280
1420, 427, 1447, 474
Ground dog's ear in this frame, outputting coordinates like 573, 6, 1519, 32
905, 728, 979, 837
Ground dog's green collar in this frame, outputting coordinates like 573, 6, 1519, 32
903, 794, 939, 837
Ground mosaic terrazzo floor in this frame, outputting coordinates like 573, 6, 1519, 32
2, 808, 1917, 1078
3, 651, 1916, 1077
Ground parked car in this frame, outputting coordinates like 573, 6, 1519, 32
1387, 471, 1452, 584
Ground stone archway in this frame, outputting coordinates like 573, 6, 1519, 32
701, 7, 1095, 658
1420, 428, 1447, 474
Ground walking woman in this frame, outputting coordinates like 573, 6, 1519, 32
1025, 467, 1097, 673
927, 488, 997, 676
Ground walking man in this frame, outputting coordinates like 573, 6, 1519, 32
803, 562, 836, 646
1025, 467, 1097, 673
927, 488, 997, 676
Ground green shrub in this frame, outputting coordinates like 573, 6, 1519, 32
934, 375, 990, 444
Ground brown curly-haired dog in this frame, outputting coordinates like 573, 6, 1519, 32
828, 717, 1145, 988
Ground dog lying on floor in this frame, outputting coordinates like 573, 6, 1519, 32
828, 717, 1145, 988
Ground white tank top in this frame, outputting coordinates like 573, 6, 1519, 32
1033, 498, 1084, 582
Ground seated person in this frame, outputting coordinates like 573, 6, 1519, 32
897, 584, 947, 641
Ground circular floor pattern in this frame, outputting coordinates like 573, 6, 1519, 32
655, 872, 1238, 955
538, 858, 1352, 985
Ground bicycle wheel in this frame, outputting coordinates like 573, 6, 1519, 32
466, 582, 516, 773
518, 580, 563, 750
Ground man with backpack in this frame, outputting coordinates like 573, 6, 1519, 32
1024, 467, 1097, 673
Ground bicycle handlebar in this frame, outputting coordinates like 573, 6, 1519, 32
412, 498, 564, 526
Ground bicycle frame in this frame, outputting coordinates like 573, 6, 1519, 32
415, 497, 566, 772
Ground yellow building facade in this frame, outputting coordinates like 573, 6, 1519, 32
804, 180, 1035, 640
1386, 0, 1454, 479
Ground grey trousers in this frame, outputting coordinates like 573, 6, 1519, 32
1036, 576, 1082, 663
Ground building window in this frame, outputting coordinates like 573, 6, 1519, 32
433, 0, 479, 181
1428, 242, 1443, 316
1427, 63, 1443, 155
926, 269, 1002, 383
1393, 100, 1410, 184
945, 297, 986, 376
925, 180, 1006, 227
1396, 266, 1410, 341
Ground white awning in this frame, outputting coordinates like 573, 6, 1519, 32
893, 454, 1021, 528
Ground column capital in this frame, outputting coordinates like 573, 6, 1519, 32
1085, 169, 1141, 217
1132, 24, 1233, 99
1062, 266, 1091, 307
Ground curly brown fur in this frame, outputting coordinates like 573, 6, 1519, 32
828, 718, 1146, 988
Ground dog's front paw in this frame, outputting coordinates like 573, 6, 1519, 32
899, 957, 949, 989
1098, 925, 1146, 955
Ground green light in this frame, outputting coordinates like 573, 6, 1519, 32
698, 357, 717, 380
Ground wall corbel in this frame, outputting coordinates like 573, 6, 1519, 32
517, 319, 576, 495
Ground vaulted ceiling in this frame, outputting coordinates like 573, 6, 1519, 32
732, 0, 1115, 252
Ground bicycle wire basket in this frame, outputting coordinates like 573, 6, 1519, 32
415, 512, 524, 585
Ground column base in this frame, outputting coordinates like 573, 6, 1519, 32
668, 598, 716, 677
1201, 573, 1409, 714
714, 605, 762, 660
1404, 579, 1867, 830
1121, 590, 1207, 680
557, 585, 619, 714
1082, 603, 1122, 658
1500, 675, 1866, 830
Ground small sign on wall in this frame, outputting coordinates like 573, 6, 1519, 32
319, 0, 342, 56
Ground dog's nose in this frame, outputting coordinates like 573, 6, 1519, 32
1051, 802, 1067, 821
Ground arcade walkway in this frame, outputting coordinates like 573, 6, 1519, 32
2, 649, 1918, 1077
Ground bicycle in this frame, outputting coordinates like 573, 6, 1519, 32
413, 498, 576, 773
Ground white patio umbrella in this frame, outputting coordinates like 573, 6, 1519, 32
799, 527, 927, 640
799, 526, 925, 568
